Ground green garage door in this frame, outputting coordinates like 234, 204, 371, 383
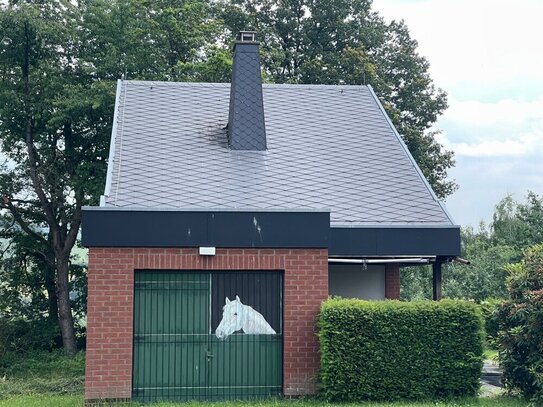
132, 271, 283, 403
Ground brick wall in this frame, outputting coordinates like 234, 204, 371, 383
85, 248, 328, 402
384, 263, 401, 299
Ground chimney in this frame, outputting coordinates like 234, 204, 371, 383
227, 31, 267, 150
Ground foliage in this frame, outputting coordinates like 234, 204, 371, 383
0, 349, 85, 379
444, 227, 516, 302
78, 0, 219, 81
493, 192, 543, 252
0, 349, 84, 400
218, 0, 455, 198
0, 226, 88, 326
497, 244, 543, 402
0, 318, 59, 362
400, 265, 433, 300
0, 1, 113, 353
0, 0, 218, 354
479, 299, 502, 344
176, 46, 233, 82
318, 298, 483, 401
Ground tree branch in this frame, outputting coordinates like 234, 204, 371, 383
2, 197, 48, 245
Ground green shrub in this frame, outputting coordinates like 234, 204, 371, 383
318, 299, 484, 401
479, 298, 502, 343
0, 349, 85, 379
0, 318, 59, 365
497, 244, 543, 402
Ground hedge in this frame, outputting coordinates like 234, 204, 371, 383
318, 299, 484, 401
479, 298, 502, 343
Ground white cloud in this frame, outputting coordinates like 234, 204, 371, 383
444, 98, 543, 128
373, 0, 543, 98
372, 0, 543, 226
435, 97, 543, 157
440, 131, 543, 157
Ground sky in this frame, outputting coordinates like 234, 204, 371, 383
372, 0, 543, 228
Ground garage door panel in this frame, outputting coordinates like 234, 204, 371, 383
208, 335, 282, 397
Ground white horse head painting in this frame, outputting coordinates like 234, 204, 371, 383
215, 296, 276, 340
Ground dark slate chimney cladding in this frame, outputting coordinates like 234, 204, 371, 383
227, 31, 267, 150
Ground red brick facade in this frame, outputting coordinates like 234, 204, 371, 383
384, 263, 401, 299
85, 248, 328, 402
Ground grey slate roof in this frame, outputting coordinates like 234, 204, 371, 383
103, 80, 454, 226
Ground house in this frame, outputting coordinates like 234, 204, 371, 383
82, 31, 460, 404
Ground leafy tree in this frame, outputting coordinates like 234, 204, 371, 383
219, 0, 455, 198
444, 226, 515, 301
493, 192, 543, 252
0, 0, 222, 355
78, 0, 218, 81
400, 265, 432, 300
0, 224, 58, 323
176, 46, 233, 82
497, 244, 543, 402
0, 2, 112, 354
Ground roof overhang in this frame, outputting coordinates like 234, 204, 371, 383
82, 207, 460, 257
329, 224, 460, 257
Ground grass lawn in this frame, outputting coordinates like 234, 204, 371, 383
483, 346, 498, 362
0, 395, 82, 407
0, 396, 532, 407
0, 350, 530, 407
0, 350, 84, 401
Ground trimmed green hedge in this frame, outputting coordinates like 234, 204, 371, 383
318, 299, 484, 401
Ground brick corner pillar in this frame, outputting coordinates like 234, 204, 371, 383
384, 263, 401, 299
282, 248, 329, 396
85, 248, 134, 403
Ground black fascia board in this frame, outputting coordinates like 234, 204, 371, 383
81, 208, 330, 248
82, 207, 460, 257
329, 225, 461, 257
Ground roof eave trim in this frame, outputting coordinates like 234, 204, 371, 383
332, 223, 460, 229
83, 206, 331, 213
102, 79, 123, 206
366, 84, 457, 225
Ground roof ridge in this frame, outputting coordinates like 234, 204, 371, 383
122, 79, 369, 91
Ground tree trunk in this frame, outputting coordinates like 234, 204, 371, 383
56, 255, 77, 355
